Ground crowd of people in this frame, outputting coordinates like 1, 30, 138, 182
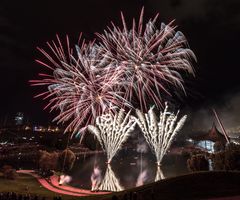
111, 190, 155, 200
0, 192, 62, 200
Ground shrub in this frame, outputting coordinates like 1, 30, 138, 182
1, 165, 18, 180
225, 147, 240, 170
187, 154, 209, 172
4, 169, 18, 179
38, 150, 59, 173
1, 165, 12, 173
211, 143, 240, 171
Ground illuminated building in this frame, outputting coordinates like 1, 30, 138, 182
14, 112, 24, 125
190, 123, 227, 153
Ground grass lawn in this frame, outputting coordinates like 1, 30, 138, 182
1, 171, 240, 200
0, 173, 110, 200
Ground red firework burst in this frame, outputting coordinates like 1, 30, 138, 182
96, 8, 196, 111
30, 34, 130, 136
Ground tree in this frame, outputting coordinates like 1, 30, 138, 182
187, 154, 209, 172
211, 143, 240, 171
38, 150, 59, 173
211, 152, 225, 170
214, 141, 225, 152
59, 149, 76, 172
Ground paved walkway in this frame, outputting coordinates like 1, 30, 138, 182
17, 170, 109, 197
50, 175, 108, 195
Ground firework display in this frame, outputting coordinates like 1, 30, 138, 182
96, 8, 196, 110
88, 109, 136, 163
30, 35, 130, 135
135, 102, 187, 166
31, 8, 195, 137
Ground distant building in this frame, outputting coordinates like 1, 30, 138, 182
14, 112, 24, 125
33, 125, 46, 132
189, 123, 228, 153
33, 125, 60, 133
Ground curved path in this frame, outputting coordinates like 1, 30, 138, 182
50, 175, 108, 195
17, 170, 109, 197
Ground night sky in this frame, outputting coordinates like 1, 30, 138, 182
0, 0, 240, 127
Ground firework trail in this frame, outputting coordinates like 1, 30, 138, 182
96, 7, 196, 111
155, 166, 165, 181
30, 35, 130, 136
88, 109, 136, 163
135, 102, 187, 166
98, 164, 123, 192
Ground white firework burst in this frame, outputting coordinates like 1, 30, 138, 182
96, 8, 196, 110
88, 109, 136, 163
135, 102, 187, 165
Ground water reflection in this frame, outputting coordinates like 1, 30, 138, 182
98, 164, 124, 192
91, 166, 102, 191
155, 166, 165, 181
68, 151, 188, 191
136, 169, 148, 186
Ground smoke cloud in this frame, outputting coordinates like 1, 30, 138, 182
189, 89, 240, 134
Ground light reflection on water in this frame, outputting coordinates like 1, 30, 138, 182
68, 149, 188, 191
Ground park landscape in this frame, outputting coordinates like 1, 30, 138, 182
1, 1, 240, 200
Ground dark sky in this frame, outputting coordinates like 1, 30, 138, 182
0, 0, 240, 125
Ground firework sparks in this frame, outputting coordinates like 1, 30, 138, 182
31, 8, 195, 138
135, 102, 187, 166
96, 8, 196, 110
155, 166, 165, 181
88, 109, 136, 163
30, 35, 130, 136
97, 164, 123, 192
